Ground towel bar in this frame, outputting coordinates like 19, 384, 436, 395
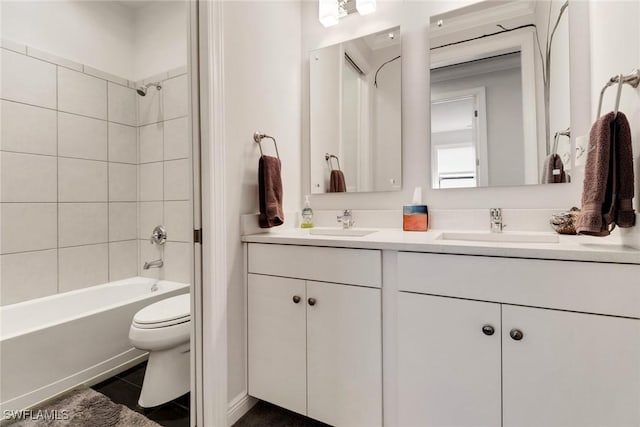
596, 68, 640, 119
325, 153, 341, 171
254, 132, 280, 159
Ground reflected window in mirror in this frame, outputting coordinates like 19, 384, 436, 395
429, 1, 570, 189
310, 26, 402, 194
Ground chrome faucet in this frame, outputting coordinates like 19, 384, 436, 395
143, 259, 164, 270
490, 208, 505, 233
337, 209, 355, 229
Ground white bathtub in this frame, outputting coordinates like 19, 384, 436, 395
0, 277, 189, 417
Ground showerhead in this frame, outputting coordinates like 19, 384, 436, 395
136, 82, 162, 97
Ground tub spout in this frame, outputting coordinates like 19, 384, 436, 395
144, 259, 164, 270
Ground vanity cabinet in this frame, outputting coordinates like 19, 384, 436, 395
247, 244, 382, 427
397, 252, 640, 427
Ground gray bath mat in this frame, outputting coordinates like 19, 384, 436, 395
8, 387, 160, 427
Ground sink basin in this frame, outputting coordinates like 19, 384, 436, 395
309, 228, 378, 237
437, 232, 559, 244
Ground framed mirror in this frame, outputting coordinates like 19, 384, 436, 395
310, 26, 402, 194
429, 1, 570, 189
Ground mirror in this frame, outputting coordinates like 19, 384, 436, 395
310, 26, 402, 193
429, 1, 570, 189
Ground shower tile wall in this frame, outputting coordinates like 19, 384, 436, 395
0, 45, 139, 305
137, 69, 193, 284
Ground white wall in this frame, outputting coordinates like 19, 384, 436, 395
133, 1, 188, 81
222, 1, 302, 403
302, 0, 591, 210
588, 0, 640, 247
0, 0, 187, 81
0, 0, 135, 78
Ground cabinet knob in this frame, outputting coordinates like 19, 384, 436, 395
482, 325, 495, 336
292, 295, 301, 304
308, 297, 317, 306
510, 328, 524, 341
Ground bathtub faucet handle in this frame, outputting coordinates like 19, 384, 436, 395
150, 225, 167, 245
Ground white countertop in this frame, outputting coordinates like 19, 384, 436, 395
241, 227, 640, 264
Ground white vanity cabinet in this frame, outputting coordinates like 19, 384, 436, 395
247, 243, 382, 427
397, 252, 640, 427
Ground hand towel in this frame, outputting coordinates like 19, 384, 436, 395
576, 112, 635, 236
329, 170, 347, 192
258, 155, 284, 228
542, 154, 567, 184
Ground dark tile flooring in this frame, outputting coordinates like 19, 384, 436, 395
92, 361, 190, 427
232, 401, 331, 427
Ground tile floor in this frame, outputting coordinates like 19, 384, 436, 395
232, 401, 330, 427
92, 362, 190, 427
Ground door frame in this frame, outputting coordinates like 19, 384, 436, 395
191, 1, 228, 426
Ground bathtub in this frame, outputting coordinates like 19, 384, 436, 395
0, 277, 189, 417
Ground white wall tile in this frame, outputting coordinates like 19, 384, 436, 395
58, 157, 108, 202
0, 49, 56, 108
108, 163, 137, 202
109, 202, 137, 241
59, 244, 108, 292
26, 47, 82, 72
139, 162, 163, 201
138, 85, 162, 125
139, 122, 164, 163
164, 242, 191, 284
108, 82, 137, 126
85, 66, 128, 87
1, 40, 27, 54
165, 201, 192, 242
1, 203, 57, 254
108, 123, 137, 164
139, 239, 163, 279
164, 158, 190, 200
1, 249, 58, 305
109, 240, 138, 281
1, 100, 57, 155
164, 117, 189, 160
1, 152, 57, 202
58, 67, 107, 119
139, 201, 163, 240
162, 74, 189, 120
58, 203, 108, 247
58, 112, 108, 161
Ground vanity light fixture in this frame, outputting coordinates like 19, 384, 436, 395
319, 0, 376, 28
356, 0, 376, 15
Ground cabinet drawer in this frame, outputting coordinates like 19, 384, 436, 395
249, 243, 381, 287
398, 252, 640, 318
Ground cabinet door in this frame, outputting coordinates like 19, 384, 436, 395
503, 305, 640, 427
248, 274, 307, 415
306, 281, 382, 427
397, 292, 502, 427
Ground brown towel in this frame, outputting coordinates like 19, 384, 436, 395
576, 112, 635, 236
258, 155, 284, 228
542, 154, 567, 184
329, 170, 347, 192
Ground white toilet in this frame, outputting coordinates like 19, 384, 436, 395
129, 293, 191, 408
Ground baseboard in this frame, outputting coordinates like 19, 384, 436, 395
227, 392, 257, 426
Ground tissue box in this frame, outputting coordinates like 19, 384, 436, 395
403, 205, 428, 231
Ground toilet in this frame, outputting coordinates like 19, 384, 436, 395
129, 293, 191, 408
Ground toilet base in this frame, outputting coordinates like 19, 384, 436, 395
138, 342, 190, 408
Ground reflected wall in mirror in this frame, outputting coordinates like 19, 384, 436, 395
310, 26, 402, 194
429, 1, 570, 189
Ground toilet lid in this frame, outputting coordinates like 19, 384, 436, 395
133, 294, 190, 327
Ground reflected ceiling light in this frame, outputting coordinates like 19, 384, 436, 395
356, 0, 376, 15
319, 0, 376, 28
319, 0, 339, 27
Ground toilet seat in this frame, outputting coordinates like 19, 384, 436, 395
133, 294, 190, 329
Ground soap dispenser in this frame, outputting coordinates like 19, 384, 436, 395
301, 195, 314, 229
